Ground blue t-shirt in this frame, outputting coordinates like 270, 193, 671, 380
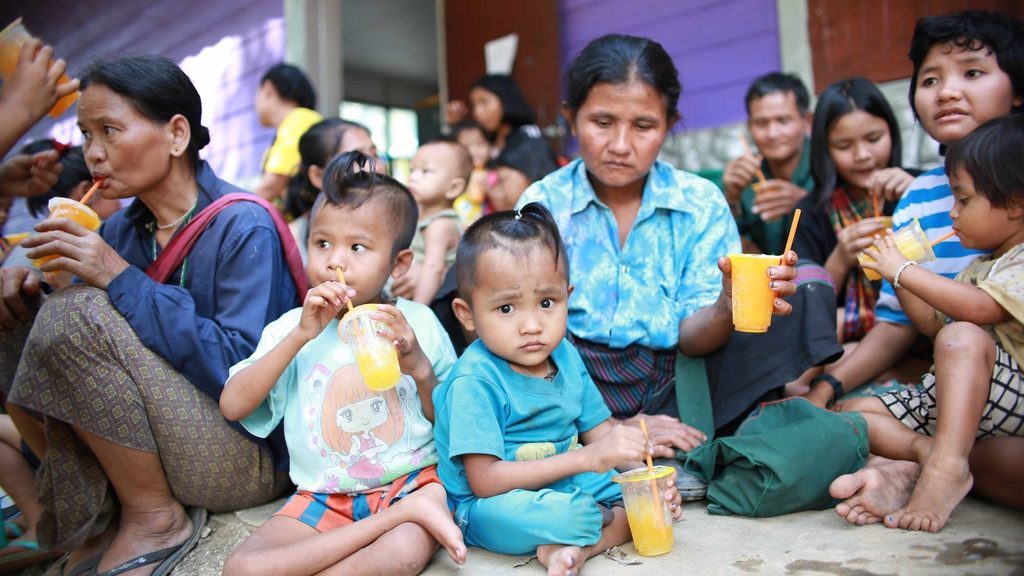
433, 338, 611, 504
517, 158, 740, 350
876, 167, 989, 325
229, 299, 456, 493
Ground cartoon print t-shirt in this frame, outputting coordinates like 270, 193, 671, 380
230, 298, 456, 494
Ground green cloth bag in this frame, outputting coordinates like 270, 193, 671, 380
683, 398, 869, 517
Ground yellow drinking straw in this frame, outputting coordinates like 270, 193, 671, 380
336, 267, 354, 312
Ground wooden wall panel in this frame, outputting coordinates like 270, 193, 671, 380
0, 0, 285, 183
560, 0, 780, 130
809, 0, 1024, 93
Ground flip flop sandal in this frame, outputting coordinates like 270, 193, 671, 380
0, 539, 64, 574
95, 507, 206, 576
62, 552, 103, 576
2, 521, 24, 542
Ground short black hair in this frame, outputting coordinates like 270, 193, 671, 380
908, 11, 1024, 120
945, 114, 1024, 209
810, 77, 902, 210
451, 119, 486, 140
261, 63, 317, 109
285, 118, 369, 219
420, 139, 473, 188
311, 151, 418, 257
744, 72, 810, 115
490, 136, 558, 183
81, 55, 210, 167
456, 202, 566, 298
564, 33, 681, 123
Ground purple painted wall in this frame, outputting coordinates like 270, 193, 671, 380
0, 0, 284, 184
560, 0, 780, 130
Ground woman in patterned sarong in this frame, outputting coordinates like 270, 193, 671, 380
516, 34, 843, 494
0, 56, 297, 575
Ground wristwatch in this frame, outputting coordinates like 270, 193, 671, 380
810, 373, 844, 408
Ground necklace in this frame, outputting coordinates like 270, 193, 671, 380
519, 359, 558, 381
151, 204, 198, 288
156, 200, 198, 230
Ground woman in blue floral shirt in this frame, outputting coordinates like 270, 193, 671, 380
518, 34, 842, 490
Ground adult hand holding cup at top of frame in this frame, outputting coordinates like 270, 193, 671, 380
0, 18, 80, 122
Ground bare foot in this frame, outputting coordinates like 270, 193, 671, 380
96, 504, 193, 576
830, 456, 920, 525
394, 483, 466, 565
537, 544, 586, 576
885, 454, 972, 532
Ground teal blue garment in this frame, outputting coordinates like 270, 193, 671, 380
433, 338, 621, 552
434, 337, 612, 504
517, 158, 740, 350
684, 398, 869, 517
230, 299, 456, 493
455, 472, 621, 555
735, 139, 815, 255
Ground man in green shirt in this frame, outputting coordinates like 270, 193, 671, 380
723, 72, 814, 255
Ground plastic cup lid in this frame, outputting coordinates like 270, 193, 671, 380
611, 465, 675, 483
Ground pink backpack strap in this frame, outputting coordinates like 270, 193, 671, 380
145, 192, 308, 296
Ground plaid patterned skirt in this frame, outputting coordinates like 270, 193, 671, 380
1, 286, 288, 550
879, 341, 1023, 438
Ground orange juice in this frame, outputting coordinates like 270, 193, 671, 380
623, 497, 675, 556
339, 304, 402, 391
612, 465, 675, 557
32, 198, 101, 268
861, 216, 893, 238
354, 346, 402, 392
728, 254, 780, 333
0, 18, 79, 118
859, 218, 935, 281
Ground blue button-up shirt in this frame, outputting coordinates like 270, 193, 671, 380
518, 158, 740, 350
102, 161, 298, 468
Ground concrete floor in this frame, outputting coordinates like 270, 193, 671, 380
181, 495, 1022, 576
17, 495, 1023, 575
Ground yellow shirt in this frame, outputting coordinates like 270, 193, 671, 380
262, 107, 323, 176
949, 243, 1024, 365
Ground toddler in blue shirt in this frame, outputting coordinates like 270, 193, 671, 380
433, 203, 682, 575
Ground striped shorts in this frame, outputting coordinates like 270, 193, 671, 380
879, 342, 1023, 438
276, 465, 447, 532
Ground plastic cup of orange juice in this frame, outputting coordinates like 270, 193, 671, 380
612, 466, 675, 557
0, 18, 79, 118
31, 197, 101, 268
858, 218, 935, 281
861, 216, 893, 238
728, 253, 780, 333
338, 304, 402, 391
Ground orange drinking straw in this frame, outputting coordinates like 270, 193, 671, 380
738, 134, 768, 190
782, 208, 802, 258
639, 419, 654, 473
930, 230, 957, 247
638, 418, 668, 524
78, 177, 105, 206
872, 194, 881, 219
336, 267, 354, 312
